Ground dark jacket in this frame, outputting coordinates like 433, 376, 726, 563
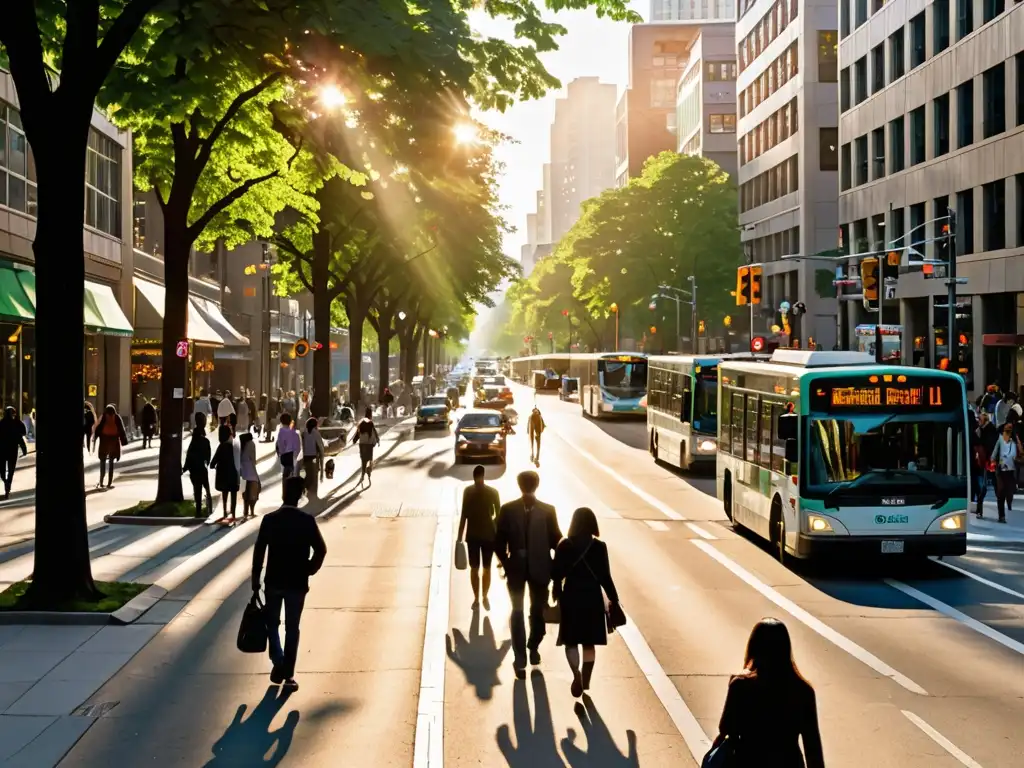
494, 496, 562, 585
141, 402, 157, 434
552, 536, 619, 647
979, 421, 999, 461
459, 483, 500, 543
0, 416, 27, 456
251, 505, 328, 592
209, 440, 239, 493
717, 673, 824, 768
182, 429, 211, 475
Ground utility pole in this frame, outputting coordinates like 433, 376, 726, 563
688, 276, 698, 354
945, 208, 958, 370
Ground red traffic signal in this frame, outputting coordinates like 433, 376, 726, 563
751, 336, 766, 353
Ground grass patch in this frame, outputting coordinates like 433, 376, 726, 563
113, 499, 198, 518
0, 580, 150, 613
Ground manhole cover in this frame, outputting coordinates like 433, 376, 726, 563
72, 701, 119, 718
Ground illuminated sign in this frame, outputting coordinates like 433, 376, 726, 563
604, 355, 645, 363
810, 377, 959, 411
175, 340, 189, 358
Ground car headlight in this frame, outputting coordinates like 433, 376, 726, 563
807, 515, 834, 533
698, 440, 716, 452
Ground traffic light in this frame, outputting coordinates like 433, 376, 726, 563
750, 265, 763, 305
736, 267, 751, 306
861, 257, 879, 303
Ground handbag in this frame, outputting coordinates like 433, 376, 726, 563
454, 541, 468, 571
701, 736, 738, 768
579, 547, 626, 633
545, 540, 593, 625
237, 593, 267, 654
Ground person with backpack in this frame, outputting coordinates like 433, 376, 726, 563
94, 403, 128, 489
353, 407, 381, 486
182, 412, 212, 517
528, 407, 546, 463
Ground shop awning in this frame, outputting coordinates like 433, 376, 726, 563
134, 278, 223, 345
194, 299, 249, 346
0, 268, 35, 323
9, 270, 134, 337
270, 329, 301, 345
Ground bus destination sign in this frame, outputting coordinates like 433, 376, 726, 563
811, 377, 960, 411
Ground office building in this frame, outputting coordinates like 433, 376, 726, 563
675, 23, 740, 177
838, 1, 1024, 396
651, 0, 738, 21
736, 0, 840, 348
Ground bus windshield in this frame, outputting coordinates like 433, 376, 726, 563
692, 376, 718, 434
804, 412, 966, 499
599, 360, 647, 397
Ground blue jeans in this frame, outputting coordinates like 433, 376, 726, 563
265, 588, 306, 679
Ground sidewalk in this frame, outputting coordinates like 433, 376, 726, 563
968, 503, 1024, 544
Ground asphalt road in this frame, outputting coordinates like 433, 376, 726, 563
57, 387, 1024, 767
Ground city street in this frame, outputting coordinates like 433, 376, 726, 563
0, 385, 1010, 766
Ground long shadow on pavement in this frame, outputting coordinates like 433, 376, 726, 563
497, 670, 566, 767
561, 696, 639, 768
204, 685, 300, 767
447, 605, 512, 700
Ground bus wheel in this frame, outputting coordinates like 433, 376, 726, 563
770, 496, 786, 564
723, 472, 733, 521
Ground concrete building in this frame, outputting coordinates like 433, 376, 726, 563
736, 0, 840, 348
651, 0, 738, 22
675, 23, 740, 177
0, 68, 135, 423
838, 1, 1024, 397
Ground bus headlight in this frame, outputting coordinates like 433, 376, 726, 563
698, 440, 716, 452
927, 512, 966, 533
807, 515, 833, 533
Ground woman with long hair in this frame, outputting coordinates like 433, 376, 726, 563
94, 404, 128, 489
352, 406, 380, 485
210, 424, 240, 520
551, 507, 621, 699
710, 618, 824, 767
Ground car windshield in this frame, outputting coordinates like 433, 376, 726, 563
692, 377, 718, 434
599, 360, 647, 397
805, 412, 967, 497
460, 413, 501, 428
423, 396, 447, 407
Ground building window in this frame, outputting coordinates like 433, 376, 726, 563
872, 127, 885, 179
910, 106, 926, 165
983, 180, 1005, 251
840, 0, 851, 37
86, 130, 122, 238
957, 78, 974, 148
932, 196, 949, 251
910, 12, 926, 69
890, 116, 905, 172
841, 143, 852, 191
983, 0, 1004, 24
910, 202, 926, 252
871, 43, 885, 94
854, 134, 868, 186
934, 93, 950, 157
957, 188, 974, 255
890, 28, 905, 81
709, 114, 736, 133
651, 78, 677, 109
854, 56, 868, 104
1018, 54, 1024, 126
0, 103, 38, 217
957, 0, 973, 41
820, 128, 838, 171
983, 63, 1005, 139
854, 0, 867, 27
840, 67, 851, 112
934, 0, 950, 54
891, 207, 905, 248
818, 31, 838, 82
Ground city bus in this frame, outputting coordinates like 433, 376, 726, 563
646, 355, 722, 471
508, 354, 572, 383
717, 349, 968, 561
568, 353, 647, 418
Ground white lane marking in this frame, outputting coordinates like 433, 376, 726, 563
885, 578, 1024, 657
685, 522, 717, 540
692, 541, 928, 695
967, 546, 1024, 555
930, 557, 1024, 601
645, 520, 669, 532
561, 438, 686, 521
901, 711, 984, 768
412, 485, 456, 768
617, 616, 711, 762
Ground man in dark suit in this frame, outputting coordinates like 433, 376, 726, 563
494, 470, 562, 677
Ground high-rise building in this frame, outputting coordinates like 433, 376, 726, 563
651, 0, 738, 21
838, 1, 1024, 396
675, 23, 739, 177
736, 0, 839, 348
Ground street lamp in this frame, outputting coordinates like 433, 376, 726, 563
687, 275, 698, 354
610, 302, 619, 351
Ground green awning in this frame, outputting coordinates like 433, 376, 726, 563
0, 268, 35, 323
13, 270, 134, 337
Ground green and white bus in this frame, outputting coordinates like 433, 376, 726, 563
717, 349, 968, 561
646, 355, 722, 471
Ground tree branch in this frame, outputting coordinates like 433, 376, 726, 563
195, 72, 283, 172
0, 1, 54, 119
90, 0, 165, 95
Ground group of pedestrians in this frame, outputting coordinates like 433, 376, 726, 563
183, 411, 262, 520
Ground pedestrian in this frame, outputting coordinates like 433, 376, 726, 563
193, 387, 213, 427
251, 475, 328, 692
263, 391, 280, 443
182, 412, 212, 517
380, 387, 395, 418
283, 390, 297, 419
239, 432, 260, 519
458, 465, 500, 609
551, 507, 621, 698
995, 391, 1016, 428
301, 416, 325, 498
218, 388, 235, 427
352, 406, 380, 486
976, 411, 999, 518
709, 618, 824, 768
493, 470, 562, 678
210, 424, 240, 520
83, 401, 97, 453
0, 406, 28, 499
246, 391, 259, 435
94, 403, 128, 489
140, 398, 157, 449
298, 390, 311, 423
528, 406, 545, 463
237, 393, 250, 433
276, 413, 301, 488
990, 422, 1019, 523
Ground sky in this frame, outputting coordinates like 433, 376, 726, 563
471, 1, 648, 263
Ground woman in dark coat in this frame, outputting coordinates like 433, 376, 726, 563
551, 506, 621, 698
83, 401, 97, 453
209, 424, 240, 520
94, 404, 128, 489
140, 398, 158, 449
0, 406, 28, 499
710, 618, 824, 768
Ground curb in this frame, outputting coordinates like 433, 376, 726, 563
111, 584, 169, 625
0, 609, 112, 626
103, 514, 206, 526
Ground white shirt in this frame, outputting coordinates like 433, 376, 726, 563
217, 398, 235, 419
994, 438, 1017, 471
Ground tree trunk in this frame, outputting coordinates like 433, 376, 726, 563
154, 214, 192, 504
310, 232, 332, 418
27, 128, 98, 605
399, 325, 421, 386
346, 299, 367, 409
377, 310, 394, 390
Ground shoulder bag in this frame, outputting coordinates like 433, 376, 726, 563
543, 540, 593, 624
237, 593, 268, 654
581, 548, 627, 633
701, 735, 738, 768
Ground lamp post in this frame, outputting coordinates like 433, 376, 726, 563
562, 309, 571, 353
610, 303, 619, 351
688, 275, 698, 354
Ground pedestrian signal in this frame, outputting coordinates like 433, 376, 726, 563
293, 339, 310, 358
751, 336, 766, 353
861, 257, 879, 302
736, 267, 751, 306
750, 265, 763, 305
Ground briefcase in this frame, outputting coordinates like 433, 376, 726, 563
454, 541, 468, 571
237, 594, 267, 653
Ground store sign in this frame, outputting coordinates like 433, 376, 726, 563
175, 340, 189, 358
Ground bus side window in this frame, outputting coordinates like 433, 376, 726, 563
681, 378, 692, 424
770, 404, 786, 473
746, 396, 760, 465
721, 388, 732, 454
731, 392, 745, 456
761, 400, 772, 469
